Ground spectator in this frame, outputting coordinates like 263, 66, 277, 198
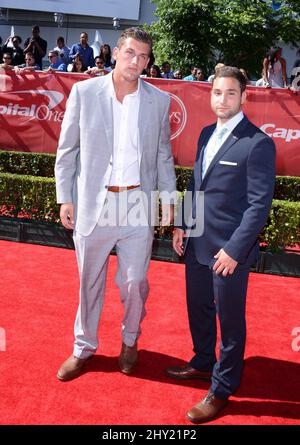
208, 63, 225, 82
255, 70, 268, 87
54, 36, 70, 65
85, 56, 107, 76
99, 44, 112, 69
161, 61, 174, 79
263, 47, 288, 88
184, 66, 198, 81
69, 32, 95, 68
290, 48, 300, 84
0, 37, 3, 62
2, 35, 24, 66
68, 53, 87, 73
174, 69, 183, 79
0, 52, 14, 70
15, 52, 40, 73
46, 50, 67, 72
239, 68, 251, 85
149, 64, 162, 78
24, 25, 47, 70
291, 72, 300, 92
195, 68, 205, 81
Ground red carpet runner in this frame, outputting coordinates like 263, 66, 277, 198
0, 240, 299, 425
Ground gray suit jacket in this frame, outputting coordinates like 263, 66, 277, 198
55, 72, 176, 236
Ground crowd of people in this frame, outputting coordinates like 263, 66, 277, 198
1, 25, 300, 89
0, 26, 113, 76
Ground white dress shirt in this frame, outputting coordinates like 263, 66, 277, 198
202, 111, 244, 177
109, 77, 141, 186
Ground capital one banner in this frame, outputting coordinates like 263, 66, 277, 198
0, 70, 299, 176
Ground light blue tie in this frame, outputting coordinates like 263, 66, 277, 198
203, 126, 228, 176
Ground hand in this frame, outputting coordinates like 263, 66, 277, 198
173, 228, 185, 256
60, 203, 75, 230
213, 248, 238, 277
161, 204, 174, 226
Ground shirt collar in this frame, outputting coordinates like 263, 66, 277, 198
216, 110, 244, 134
109, 72, 140, 101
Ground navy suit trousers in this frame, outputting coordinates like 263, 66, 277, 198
185, 238, 250, 399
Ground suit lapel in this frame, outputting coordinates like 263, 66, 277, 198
194, 126, 215, 190
96, 73, 114, 150
138, 81, 153, 159
200, 116, 249, 187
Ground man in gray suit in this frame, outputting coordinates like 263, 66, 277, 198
55, 28, 176, 381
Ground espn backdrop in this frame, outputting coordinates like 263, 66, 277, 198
0, 70, 299, 176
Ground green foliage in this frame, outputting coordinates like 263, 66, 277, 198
0, 156, 298, 249
261, 199, 300, 250
273, 176, 300, 202
147, 0, 300, 78
0, 173, 59, 222
0, 150, 56, 177
175, 166, 193, 192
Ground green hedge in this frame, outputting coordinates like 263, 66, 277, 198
0, 172, 59, 222
273, 176, 300, 202
1, 151, 299, 200
0, 171, 299, 251
261, 199, 300, 250
0, 151, 56, 177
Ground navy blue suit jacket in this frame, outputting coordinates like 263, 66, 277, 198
181, 115, 276, 267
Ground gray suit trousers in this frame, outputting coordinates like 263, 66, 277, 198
72, 189, 154, 359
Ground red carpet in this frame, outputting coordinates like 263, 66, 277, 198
0, 240, 299, 425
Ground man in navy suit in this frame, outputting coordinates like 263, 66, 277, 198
166, 66, 276, 423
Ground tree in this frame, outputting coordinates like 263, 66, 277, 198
146, 0, 300, 78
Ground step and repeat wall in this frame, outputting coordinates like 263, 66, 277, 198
0, 70, 299, 176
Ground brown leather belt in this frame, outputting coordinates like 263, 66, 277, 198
107, 185, 140, 193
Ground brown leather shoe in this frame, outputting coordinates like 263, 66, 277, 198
166, 364, 212, 381
118, 342, 138, 375
186, 390, 228, 423
57, 354, 93, 381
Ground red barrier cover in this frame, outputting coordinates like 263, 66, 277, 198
0, 69, 299, 176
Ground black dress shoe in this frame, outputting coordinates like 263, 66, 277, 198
186, 390, 228, 423
166, 364, 212, 381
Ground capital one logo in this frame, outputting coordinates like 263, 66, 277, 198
168, 92, 187, 140
0, 89, 65, 122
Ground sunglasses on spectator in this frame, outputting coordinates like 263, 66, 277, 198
3, 56, 12, 59
48, 55, 55, 59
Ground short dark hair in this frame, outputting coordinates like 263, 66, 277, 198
32, 25, 40, 32
13, 35, 22, 44
57, 36, 65, 44
213, 66, 247, 93
117, 27, 152, 54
